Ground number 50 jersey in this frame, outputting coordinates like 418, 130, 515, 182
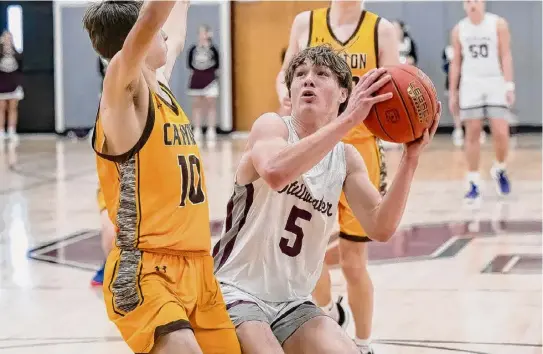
213, 117, 347, 303
92, 83, 211, 254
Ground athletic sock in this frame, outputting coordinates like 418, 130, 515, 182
320, 300, 339, 322
355, 337, 372, 354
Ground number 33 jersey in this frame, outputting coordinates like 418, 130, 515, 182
213, 117, 347, 302
92, 82, 211, 254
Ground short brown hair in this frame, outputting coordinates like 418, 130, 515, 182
284, 44, 353, 115
83, 1, 142, 60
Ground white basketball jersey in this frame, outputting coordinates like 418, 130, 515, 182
213, 117, 347, 302
459, 13, 503, 79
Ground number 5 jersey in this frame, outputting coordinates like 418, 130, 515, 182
92, 82, 211, 254
213, 116, 347, 302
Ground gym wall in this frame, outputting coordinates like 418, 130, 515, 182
231, 1, 542, 132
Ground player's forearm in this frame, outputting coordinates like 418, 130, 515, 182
501, 52, 514, 83
262, 117, 355, 191
371, 154, 418, 241
276, 70, 289, 103
163, 1, 189, 54
448, 60, 461, 94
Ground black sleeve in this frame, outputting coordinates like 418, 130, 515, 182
187, 46, 196, 70
211, 45, 220, 70
408, 38, 418, 65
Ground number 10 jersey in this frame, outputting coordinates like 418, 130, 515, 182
213, 117, 347, 302
92, 82, 212, 254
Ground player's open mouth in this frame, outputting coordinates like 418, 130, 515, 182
301, 90, 316, 98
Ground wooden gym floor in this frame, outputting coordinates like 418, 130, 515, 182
0, 133, 541, 354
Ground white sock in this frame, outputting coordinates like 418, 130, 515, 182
7, 127, 15, 134
355, 337, 372, 353
493, 161, 506, 171
320, 300, 339, 322
467, 171, 480, 184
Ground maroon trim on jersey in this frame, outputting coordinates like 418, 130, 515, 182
215, 183, 255, 271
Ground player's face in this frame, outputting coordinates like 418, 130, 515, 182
464, 0, 485, 15
290, 61, 347, 118
146, 30, 168, 70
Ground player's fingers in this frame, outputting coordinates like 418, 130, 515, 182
364, 74, 392, 97
366, 92, 393, 105
358, 68, 387, 91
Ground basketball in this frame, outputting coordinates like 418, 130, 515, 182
363, 64, 439, 143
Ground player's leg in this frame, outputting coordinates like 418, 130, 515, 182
191, 96, 204, 141
103, 249, 203, 353
280, 303, 358, 354
205, 95, 217, 141
190, 257, 242, 353
462, 116, 484, 204
488, 111, 511, 196
0, 99, 6, 140
237, 321, 284, 354
6, 99, 18, 141
459, 81, 485, 205
150, 330, 203, 354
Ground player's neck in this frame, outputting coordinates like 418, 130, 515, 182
291, 112, 331, 138
329, 1, 363, 25
468, 12, 485, 25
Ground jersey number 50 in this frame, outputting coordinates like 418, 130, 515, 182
280, 206, 312, 257
177, 154, 205, 207
469, 44, 489, 58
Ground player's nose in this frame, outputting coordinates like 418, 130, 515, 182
302, 74, 316, 87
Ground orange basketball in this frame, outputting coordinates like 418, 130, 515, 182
363, 64, 439, 143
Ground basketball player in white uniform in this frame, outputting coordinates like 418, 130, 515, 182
277, 3, 400, 352
449, 0, 514, 205
213, 45, 441, 353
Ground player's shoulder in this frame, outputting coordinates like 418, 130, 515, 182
250, 112, 289, 139
293, 10, 312, 30
376, 16, 394, 35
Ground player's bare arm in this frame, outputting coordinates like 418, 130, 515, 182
100, 1, 176, 156
158, 0, 190, 85
276, 11, 311, 106
448, 24, 462, 116
497, 17, 515, 106
377, 18, 401, 67
343, 103, 442, 242
239, 68, 392, 191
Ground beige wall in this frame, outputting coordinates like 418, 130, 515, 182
232, 1, 329, 131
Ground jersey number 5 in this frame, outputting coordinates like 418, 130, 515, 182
280, 206, 312, 257
177, 154, 205, 207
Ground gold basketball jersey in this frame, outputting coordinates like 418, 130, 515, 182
309, 7, 381, 143
92, 83, 211, 254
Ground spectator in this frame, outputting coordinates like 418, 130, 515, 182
392, 20, 418, 65
187, 24, 220, 142
0, 30, 23, 141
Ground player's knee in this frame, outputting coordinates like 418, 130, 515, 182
339, 249, 368, 284
152, 328, 201, 354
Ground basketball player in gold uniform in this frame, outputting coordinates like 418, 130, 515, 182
277, 1, 400, 353
84, 1, 240, 353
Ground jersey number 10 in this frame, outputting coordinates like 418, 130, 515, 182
177, 154, 205, 207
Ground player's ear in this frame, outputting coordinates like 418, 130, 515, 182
338, 87, 348, 104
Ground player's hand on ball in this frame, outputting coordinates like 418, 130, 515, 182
343, 68, 393, 126
404, 101, 442, 159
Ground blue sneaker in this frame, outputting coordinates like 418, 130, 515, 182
491, 167, 511, 196
464, 181, 481, 206
91, 263, 105, 287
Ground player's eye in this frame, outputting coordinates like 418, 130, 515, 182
317, 71, 328, 76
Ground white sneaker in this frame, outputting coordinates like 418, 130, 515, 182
206, 128, 216, 142
452, 128, 464, 147
357, 344, 374, 354
193, 127, 202, 141
0, 130, 5, 141
7, 131, 18, 142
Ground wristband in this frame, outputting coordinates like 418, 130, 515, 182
505, 82, 515, 91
